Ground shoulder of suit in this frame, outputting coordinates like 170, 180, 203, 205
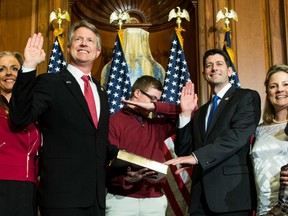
36, 71, 66, 84
37, 72, 56, 78
232, 88, 260, 102
234, 87, 259, 96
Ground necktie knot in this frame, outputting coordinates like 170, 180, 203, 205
212, 95, 220, 104
81, 75, 90, 83
207, 95, 220, 127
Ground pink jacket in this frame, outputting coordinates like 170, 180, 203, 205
0, 108, 41, 183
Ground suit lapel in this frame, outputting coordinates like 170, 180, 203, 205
59, 69, 95, 127
199, 103, 209, 141
206, 87, 236, 134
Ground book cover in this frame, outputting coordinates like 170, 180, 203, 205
109, 149, 168, 181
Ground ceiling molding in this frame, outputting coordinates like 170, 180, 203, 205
69, 0, 197, 32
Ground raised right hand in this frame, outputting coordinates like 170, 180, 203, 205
180, 81, 198, 117
23, 33, 46, 68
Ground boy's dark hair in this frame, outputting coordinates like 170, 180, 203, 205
131, 75, 163, 96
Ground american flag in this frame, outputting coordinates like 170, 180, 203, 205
161, 32, 192, 216
161, 33, 191, 103
47, 36, 67, 73
223, 31, 240, 88
106, 34, 131, 114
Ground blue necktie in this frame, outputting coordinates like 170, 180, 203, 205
207, 95, 220, 127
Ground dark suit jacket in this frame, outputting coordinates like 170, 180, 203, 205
175, 86, 261, 214
10, 69, 118, 210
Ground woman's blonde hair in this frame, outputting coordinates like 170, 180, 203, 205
0, 51, 24, 112
0, 51, 23, 65
262, 64, 288, 124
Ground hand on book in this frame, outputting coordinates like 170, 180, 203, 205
164, 155, 195, 175
124, 166, 157, 183
109, 150, 168, 181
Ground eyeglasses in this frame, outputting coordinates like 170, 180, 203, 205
139, 89, 160, 102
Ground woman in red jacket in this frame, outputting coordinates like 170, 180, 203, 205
0, 51, 41, 216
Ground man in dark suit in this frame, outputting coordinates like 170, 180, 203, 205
9, 20, 118, 216
165, 49, 261, 215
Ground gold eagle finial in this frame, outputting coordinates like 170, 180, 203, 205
216, 7, 238, 31
110, 10, 131, 30
49, 8, 70, 29
168, 7, 190, 29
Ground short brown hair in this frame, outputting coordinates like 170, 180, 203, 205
131, 75, 163, 98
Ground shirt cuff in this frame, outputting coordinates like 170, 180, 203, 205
178, 114, 191, 128
191, 152, 198, 164
22, 66, 36, 73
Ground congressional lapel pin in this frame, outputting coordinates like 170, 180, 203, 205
66, 81, 72, 84
224, 97, 229, 100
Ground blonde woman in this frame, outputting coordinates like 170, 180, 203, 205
250, 64, 288, 215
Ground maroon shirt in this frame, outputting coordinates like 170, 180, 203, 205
107, 102, 180, 198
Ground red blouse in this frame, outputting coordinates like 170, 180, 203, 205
0, 107, 41, 183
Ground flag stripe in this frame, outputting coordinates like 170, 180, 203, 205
163, 181, 184, 216
164, 139, 191, 205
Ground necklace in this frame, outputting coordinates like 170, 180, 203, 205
272, 119, 288, 124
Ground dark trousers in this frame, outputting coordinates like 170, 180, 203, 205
39, 205, 104, 216
0, 180, 37, 216
190, 192, 251, 216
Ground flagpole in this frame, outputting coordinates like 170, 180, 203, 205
106, 10, 132, 114
216, 7, 241, 88
163, 7, 192, 216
